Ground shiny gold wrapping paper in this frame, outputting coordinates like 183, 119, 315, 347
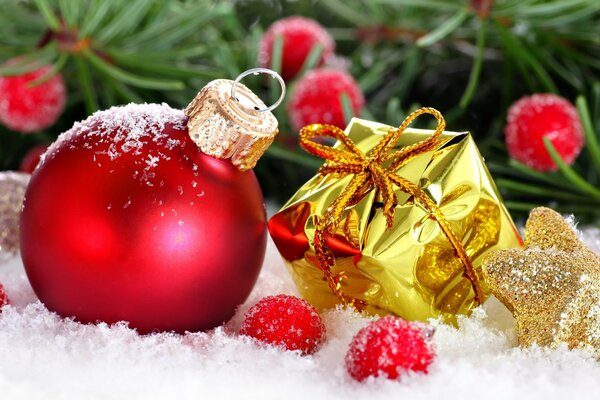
268, 117, 523, 322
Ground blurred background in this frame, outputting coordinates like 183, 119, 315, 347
1, 0, 599, 219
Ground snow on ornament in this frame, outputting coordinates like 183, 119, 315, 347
20, 68, 286, 334
0, 172, 30, 261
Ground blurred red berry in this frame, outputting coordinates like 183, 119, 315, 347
505, 93, 584, 172
259, 16, 335, 81
0, 57, 66, 133
288, 68, 364, 132
20, 144, 50, 173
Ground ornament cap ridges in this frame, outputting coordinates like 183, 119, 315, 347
184, 79, 279, 171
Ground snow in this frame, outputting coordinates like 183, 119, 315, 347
1, 220, 600, 399
41, 103, 186, 176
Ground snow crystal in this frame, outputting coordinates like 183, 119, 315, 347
1, 209, 600, 398
41, 103, 186, 184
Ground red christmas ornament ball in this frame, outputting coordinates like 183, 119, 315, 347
240, 294, 325, 354
0, 58, 66, 133
505, 93, 584, 172
345, 316, 435, 381
288, 68, 365, 132
0, 284, 8, 310
20, 144, 50, 173
259, 16, 335, 81
20, 103, 267, 334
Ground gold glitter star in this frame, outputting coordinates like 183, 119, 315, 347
482, 207, 600, 352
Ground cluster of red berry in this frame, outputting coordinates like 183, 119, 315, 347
259, 17, 584, 173
1, 15, 585, 176
259, 16, 365, 132
240, 294, 435, 382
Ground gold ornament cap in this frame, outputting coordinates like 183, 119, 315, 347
184, 68, 284, 171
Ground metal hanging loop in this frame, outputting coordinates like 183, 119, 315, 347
230, 68, 286, 113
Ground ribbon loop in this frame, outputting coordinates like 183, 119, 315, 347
298, 107, 485, 308
300, 124, 365, 165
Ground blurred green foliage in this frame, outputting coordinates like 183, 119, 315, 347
1, 0, 600, 218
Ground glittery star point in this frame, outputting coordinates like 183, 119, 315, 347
482, 207, 600, 352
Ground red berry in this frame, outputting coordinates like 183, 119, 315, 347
505, 93, 584, 172
0, 284, 9, 310
240, 294, 325, 354
20, 144, 50, 173
259, 16, 335, 81
0, 57, 66, 133
288, 68, 364, 132
345, 316, 435, 382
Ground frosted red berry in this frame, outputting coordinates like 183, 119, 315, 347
288, 68, 364, 132
345, 315, 435, 382
0, 58, 66, 133
259, 16, 335, 81
505, 93, 584, 172
0, 284, 9, 310
240, 294, 326, 354
20, 144, 50, 173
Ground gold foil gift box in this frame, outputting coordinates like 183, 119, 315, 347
268, 108, 522, 322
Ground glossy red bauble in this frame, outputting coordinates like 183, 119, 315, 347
20, 103, 267, 334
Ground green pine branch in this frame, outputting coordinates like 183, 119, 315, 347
0, 0, 599, 216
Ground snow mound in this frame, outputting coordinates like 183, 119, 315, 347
1, 222, 600, 399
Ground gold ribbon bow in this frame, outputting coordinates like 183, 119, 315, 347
299, 107, 485, 308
